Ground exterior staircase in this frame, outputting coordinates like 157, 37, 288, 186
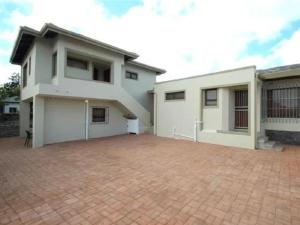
257, 135, 283, 151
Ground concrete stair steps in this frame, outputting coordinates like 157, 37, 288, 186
257, 136, 283, 151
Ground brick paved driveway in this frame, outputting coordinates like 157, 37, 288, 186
1, 135, 300, 225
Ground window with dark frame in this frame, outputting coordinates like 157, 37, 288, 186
28, 57, 31, 75
52, 52, 57, 77
165, 91, 185, 100
67, 56, 88, 70
204, 89, 217, 106
267, 87, 300, 118
92, 107, 108, 123
125, 71, 138, 80
22, 63, 27, 88
9, 107, 17, 113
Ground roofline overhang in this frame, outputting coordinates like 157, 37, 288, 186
256, 63, 300, 80
10, 23, 139, 65
127, 61, 166, 75
10, 26, 40, 65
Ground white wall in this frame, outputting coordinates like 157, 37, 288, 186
88, 100, 127, 138
20, 42, 36, 100
122, 64, 156, 113
155, 66, 257, 149
19, 101, 30, 138
35, 38, 55, 84
44, 98, 85, 144
43, 98, 128, 145
19, 33, 159, 147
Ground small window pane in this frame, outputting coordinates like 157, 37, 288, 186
52, 52, 57, 77
92, 108, 107, 123
165, 91, 185, 100
125, 71, 138, 80
205, 89, 217, 106
67, 57, 88, 70
9, 107, 17, 113
29, 57, 31, 75
22, 63, 27, 87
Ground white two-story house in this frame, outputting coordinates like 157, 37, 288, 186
10, 23, 165, 148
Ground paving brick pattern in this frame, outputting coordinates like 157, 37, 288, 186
1, 135, 300, 225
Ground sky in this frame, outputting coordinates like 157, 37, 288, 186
0, 0, 300, 84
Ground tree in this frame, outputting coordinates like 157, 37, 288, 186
0, 73, 20, 103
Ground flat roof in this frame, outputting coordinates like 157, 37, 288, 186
256, 63, 300, 75
257, 63, 300, 80
156, 65, 256, 85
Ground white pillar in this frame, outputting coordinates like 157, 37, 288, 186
19, 101, 30, 138
85, 100, 89, 140
32, 96, 45, 148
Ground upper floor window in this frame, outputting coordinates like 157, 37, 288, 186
28, 57, 31, 75
93, 63, 111, 83
267, 87, 300, 118
204, 89, 217, 106
67, 56, 88, 70
52, 52, 57, 77
165, 91, 185, 101
126, 71, 138, 80
22, 63, 28, 88
92, 107, 108, 123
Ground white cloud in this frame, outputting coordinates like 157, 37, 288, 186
0, 63, 20, 84
0, 0, 300, 84
271, 29, 300, 65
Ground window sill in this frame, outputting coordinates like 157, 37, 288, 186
90, 122, 108, 125
217, 129, 250, 136
203, 105, 218, 109
64, 76, 114, 85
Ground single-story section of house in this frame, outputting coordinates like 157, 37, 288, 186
154, 64, 300, 150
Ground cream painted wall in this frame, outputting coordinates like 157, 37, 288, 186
122, 64, 156, 123
44, 98, 86, 144
88, 100, 127, 139
66, 64, 92, 81
19, 101, 30, 138
35, 38, 55, 84
19, 33, 161, 147
155, 66, 257, 149
20, 42, 36, 100
57, 35, 123, 87
44, 98, 128, 145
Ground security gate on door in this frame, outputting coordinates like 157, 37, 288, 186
234, 90, 248, 129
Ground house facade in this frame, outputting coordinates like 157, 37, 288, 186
154, 65, 300, 150
10, 23, 165, 148
1, 96, 20, 114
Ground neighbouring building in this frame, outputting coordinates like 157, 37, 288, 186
10, 23, 165, 148
154, 64, 300, 150
1, 96, 20, 114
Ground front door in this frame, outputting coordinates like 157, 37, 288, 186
234, 90, 248, 129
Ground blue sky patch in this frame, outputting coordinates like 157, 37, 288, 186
98, 0, 143, 16
242, 19, 300, 57
0, 2, 31, 28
